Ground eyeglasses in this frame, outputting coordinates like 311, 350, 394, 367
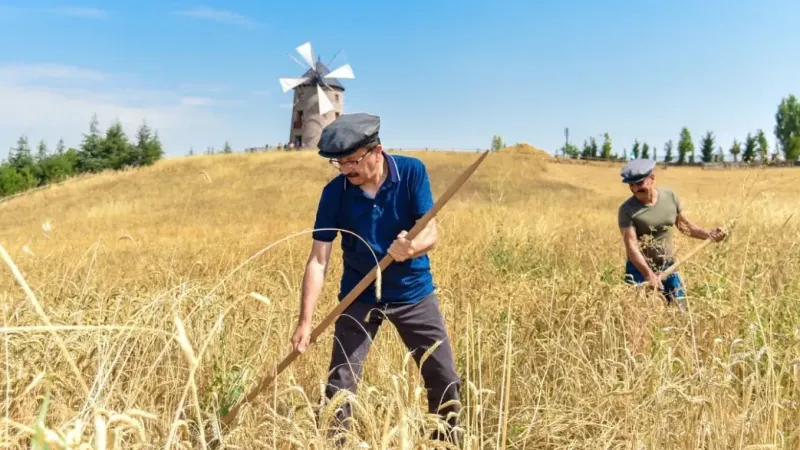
329, 149, 373, 169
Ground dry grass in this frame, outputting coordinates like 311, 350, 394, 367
1, 149, 799, 449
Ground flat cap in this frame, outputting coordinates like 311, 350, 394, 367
620, 158, 656, 183
317, 113, 380, 158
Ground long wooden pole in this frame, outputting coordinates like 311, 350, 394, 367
657, 220, 734, 282
215, 149, 490, 431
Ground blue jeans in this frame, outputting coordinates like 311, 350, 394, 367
624, 260, 686, 306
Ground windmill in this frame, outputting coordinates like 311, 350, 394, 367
279, 41, 355, 150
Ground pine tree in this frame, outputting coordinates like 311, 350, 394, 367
700, 131, 716, 163
8, 135, 34, 171
756, 129, 769, 163
664, 140, 674, 164
641, 142, 650, 159
56, 138, 65, 155
77, 114, 107, 173
742, 134, 757, 163
102, 121, 133, 170
631, 140, 640, 159
133, 122, 164, 166
223, 141, 233, 154
36, 140, 48, 162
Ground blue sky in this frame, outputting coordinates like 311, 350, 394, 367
0, 0, 798, 159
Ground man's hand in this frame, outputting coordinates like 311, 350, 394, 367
388, 230, 417, 262
291, 322, 313, 353
708, 227, 727, 243
645, 272, 663, 291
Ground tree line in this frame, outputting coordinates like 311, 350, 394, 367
558, 94, 800, 164
1, 115, 164, 198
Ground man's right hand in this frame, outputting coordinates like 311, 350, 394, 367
646, 272, 663, 291
291, 322, 313, 353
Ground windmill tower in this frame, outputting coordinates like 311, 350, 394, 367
279, 42, 355, 150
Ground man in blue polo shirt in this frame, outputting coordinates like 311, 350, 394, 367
290, 113, 461, 443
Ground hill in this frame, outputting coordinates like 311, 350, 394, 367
1, 151, 799, 449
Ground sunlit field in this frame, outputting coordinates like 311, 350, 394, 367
1, 149, 799, 449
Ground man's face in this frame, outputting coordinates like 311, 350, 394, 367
628, 174, 655, 198
332, 145, 381, 185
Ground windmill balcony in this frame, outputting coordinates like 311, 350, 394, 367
293, 120, 302, 129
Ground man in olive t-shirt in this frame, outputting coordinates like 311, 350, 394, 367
618, 159, 727, 307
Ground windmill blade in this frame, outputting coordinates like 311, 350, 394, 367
278, 77, 310, 93
296, 42, 315, 69
316, 84, 334, 115
324, 64, 355, 80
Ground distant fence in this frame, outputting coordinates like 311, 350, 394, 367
701, 160, 800, 170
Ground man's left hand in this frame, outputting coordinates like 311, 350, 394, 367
388, 230, 417, 262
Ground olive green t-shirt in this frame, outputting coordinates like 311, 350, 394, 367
617, 188, 682, 269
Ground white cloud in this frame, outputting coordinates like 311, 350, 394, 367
49, 7, 107, 18
180, 96, 214, 106
179, 83, 227, 93
0, 63, 224, 157
175, 7, 260, 28
0, 5, 108, 19
0, 63, 106, 82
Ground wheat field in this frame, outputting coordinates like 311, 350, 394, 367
1, 150, 799, 449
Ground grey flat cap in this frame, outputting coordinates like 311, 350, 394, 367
620, 158, 656, 183
317, 113, 380, 158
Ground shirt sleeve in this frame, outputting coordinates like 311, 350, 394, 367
410, 160, 435, 221
311, 180, 340, 242
618, 205, 633, 229
671, 189, 683, 214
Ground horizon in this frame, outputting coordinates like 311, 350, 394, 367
1, 1, 798, 160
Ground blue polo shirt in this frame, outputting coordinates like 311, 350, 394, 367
311, 153, 436, 304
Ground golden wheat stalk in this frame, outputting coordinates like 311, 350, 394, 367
0, 243, 91, 398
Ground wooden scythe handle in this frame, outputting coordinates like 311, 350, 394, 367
656, 221, 734, 281
216, 150, 490, 430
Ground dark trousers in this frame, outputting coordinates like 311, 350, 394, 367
323, 292, 461, 440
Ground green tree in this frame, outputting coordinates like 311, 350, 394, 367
700, 131, 715, 163
0, 165, 36, 196
729, 139, 741, 162
132, 122, 164, 166
588, 137, 599, 158
101, 121, 133, 170
223, 141, 233, 154
641, 142, 650, 159
56, 138, 65, 155
756, 129, 769, 163
8, 135, 34, 171
664, 140, 674, 164
774, 94, 800, 161
601, 133, 612, 159
36, 140, 48, 162
491, 135, 503, 151
77, 114, 107, 173
631, 140, 640, 159
677, 127, 693, 165
742, 133, 757, 163
36, 150, 78, 185
562, 143, 579, 158
581, 139, 591, 158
